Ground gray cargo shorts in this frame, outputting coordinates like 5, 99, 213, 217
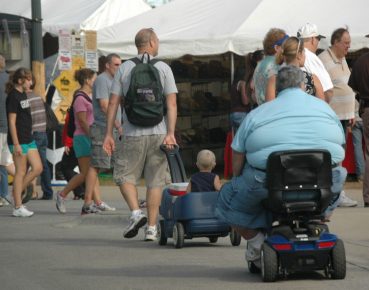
90, 124, 113, 169
113, 134, 167, 188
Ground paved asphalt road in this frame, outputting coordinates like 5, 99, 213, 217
0, 182, 368, 290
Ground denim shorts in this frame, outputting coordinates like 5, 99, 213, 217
215, 164, 347, 230
215, 164, 272, 230
230, 112, 247, 133
8, 140, 37, 155
73, 135, 91, 158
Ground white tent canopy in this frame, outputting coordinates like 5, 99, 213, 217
1, 0, 151, 35
97, 0, 369, 59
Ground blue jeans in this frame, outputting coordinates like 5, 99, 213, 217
351, 121, 365, 177
230, 112, 248, 134
33, 132, 53, 199
0, 165, 8, 198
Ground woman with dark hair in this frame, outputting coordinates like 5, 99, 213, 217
230, 50, 264, 134
244, 49, 264, 106
56, 68, 97, 214
6, 68, 42, 217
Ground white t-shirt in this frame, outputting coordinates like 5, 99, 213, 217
302, 48, 333, 92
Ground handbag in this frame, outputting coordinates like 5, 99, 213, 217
44, 102, 59, 132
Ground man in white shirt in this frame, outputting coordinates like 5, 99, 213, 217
319, 27, 358, 208
297, 23, 333, 102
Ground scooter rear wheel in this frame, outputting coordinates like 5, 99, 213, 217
261, 243, 278, 282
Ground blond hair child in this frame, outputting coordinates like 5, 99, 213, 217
186, 149, 222, 193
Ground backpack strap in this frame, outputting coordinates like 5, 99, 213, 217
130, 57, 141, 65
130, 53, 161, 65
74, 90, 92, 103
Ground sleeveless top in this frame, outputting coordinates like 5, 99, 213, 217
190, 172, 217, 192
303, 71, 316, 96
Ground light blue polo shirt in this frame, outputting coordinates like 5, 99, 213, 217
232, 88, 345, 170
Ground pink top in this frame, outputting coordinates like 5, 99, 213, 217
73, 94, 94, 136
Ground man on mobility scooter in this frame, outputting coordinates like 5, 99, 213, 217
216, 66, 347, 281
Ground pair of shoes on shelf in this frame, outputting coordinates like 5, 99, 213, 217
13, 205, 34, 217
337, 191, 358, 207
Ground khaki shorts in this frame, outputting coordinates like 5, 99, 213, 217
114, 134, 167, 188
0, 133, 13, 166
90, 124, 111, 169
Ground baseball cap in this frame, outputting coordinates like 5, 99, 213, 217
297, 23, 326, 39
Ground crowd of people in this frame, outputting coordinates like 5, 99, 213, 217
222, 22, 369, 269
0, 24, 368, 261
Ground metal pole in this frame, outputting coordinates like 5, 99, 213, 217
230, 52, 234, 84
31, 0, 43, 61
31, 0, 46, 98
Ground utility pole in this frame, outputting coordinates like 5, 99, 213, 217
31, 0, 45, 99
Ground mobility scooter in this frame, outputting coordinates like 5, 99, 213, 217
256, 149, 346, 282
158, 145, 241, 248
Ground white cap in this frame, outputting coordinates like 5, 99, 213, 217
297, 23, 326, 39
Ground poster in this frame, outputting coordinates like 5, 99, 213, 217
58, 30, 72, 71
58, 50, 72, 70
71, 34, 85, 57
58, 29, 71, 51
85, 31, 97, 51
85, 51, 98, 71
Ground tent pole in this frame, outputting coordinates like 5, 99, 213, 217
230, 52, 234, 84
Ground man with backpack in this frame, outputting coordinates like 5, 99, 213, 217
103, 28, 178, 241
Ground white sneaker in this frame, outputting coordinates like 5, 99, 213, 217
0, 199, 3, 207
145, 226, 158, 241
123, 212, 147, 238
94, 201, 116, 211
338, 191, 358, 207
13, 205, 34, 217
56, 191, 66, 214
0, 197, 11, 206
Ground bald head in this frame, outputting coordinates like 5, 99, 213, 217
135, 28, 159, 56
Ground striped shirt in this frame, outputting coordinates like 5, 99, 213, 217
319, 48, 355, 120
27, 92, 47, 133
